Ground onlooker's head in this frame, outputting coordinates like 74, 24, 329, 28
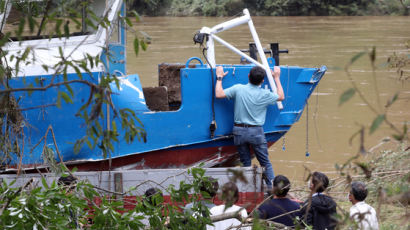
249, 66, 266, 85
349, 181, 368, 204
58, 175, 77, 193
199, 177, 219, 198
220, 182, 239, 206
144, 187, 163, 206
273, 175, 291, 198
310, 171, 329, 193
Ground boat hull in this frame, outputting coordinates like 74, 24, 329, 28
1, 62, 325, 172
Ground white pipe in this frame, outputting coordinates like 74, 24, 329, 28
212, 35, 263, 68
206, 36, 216, 67
209, 12, 250, 34
200, 8, 283, 109
246, 9, 283, 109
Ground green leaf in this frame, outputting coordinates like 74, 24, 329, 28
339, 88, 355, 106
385, 92, 398, 108
41, 177, 49, 189
140, 40, 147, 51
27, 83, 34, 97
124, 17, 132, 27
28, 16, 36, 33
74, 139, 84, 154
16, 17, 25, 38
369, 114, 385, 134
393, 124, 408, 141
85, 138, 93, 149
133, 38, 139, 56
112, 120, 117, 132
65, 84, 74, 97
131, 10, 140, 22
56, 92, 62, 108
60, 91, 73, 104
64, 21, 70, 37
348, 51, 366, 66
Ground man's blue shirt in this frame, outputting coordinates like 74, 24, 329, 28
224, 83, 279, 126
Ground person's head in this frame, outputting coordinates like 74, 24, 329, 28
220, 182, 239, 206
58, 175, 77, 193
199, 177, 219, 198
310, 171, 329, 193
249, 66, 266, 85
144, 187, 163, 206
349, 181, 368, 204
273, 175, 291, 198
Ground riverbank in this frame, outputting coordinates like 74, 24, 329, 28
288, 142, 409, 229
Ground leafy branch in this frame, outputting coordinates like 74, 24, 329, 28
340, 45, 409, 153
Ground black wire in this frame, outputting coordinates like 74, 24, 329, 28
202, 45, 216, 122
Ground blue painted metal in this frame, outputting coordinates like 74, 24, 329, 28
4, 61, 324, 168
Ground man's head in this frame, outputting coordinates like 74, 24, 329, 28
249, 66, 266, 85
273, 175, 291, 198
220, 182, 239, 206
349, 181, 368, 204
199, 177, 219, 198
58, 175, 77, 193
310, 171, 329, 193
144, 187, 163, 206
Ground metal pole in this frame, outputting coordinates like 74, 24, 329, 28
246, 9, 283, 109
212, 35, 264, 68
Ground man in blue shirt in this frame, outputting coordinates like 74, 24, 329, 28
215, 66, 284, 189
255, 175, 301, 227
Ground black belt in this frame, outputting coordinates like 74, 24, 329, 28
234, 123, 261, 128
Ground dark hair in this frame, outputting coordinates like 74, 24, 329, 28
311, 171, 329, 193
350, 181, 368, 201
221, 182, 239, 205
199, 177, 219, 198
58, 175, 77, 192
249, 66, 266, 85
58, 175, 77, 186
144, 187, 163, 206
273, 175, 290, 197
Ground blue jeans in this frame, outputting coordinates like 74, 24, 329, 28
232, 126, 274, 188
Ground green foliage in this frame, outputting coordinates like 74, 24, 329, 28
0, 0, 151, 167
341, 42, 409, 153
0, 178, 89, 229
0, 168, 226, 229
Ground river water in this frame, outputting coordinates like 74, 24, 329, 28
128, 16, 410, 182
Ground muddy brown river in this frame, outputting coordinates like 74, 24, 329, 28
127, 16, 410, 182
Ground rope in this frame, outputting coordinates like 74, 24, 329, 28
282, 65, 290, 152
306, 100, 310, 157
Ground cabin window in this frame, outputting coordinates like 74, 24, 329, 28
1, 0, 101, 41
142, 64, 185, 112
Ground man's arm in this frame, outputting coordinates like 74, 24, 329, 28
215, 66, 228, 98
272, 66, 285, 101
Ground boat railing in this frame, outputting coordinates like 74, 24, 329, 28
197, 9, 283, 109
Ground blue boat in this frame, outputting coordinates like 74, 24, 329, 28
0, 0, 326, 172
